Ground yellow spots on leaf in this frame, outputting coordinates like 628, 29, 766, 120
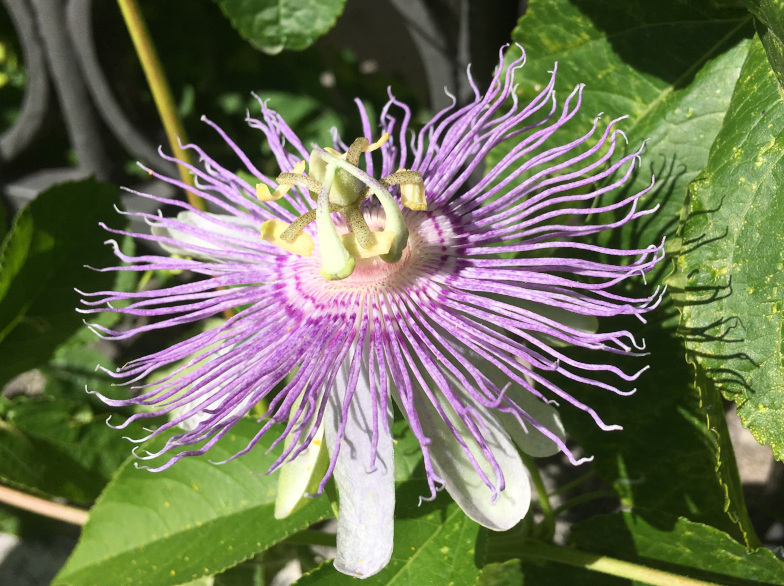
164, 501, 170, 508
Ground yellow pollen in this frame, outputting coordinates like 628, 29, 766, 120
323, 147, 346, 159
261, 219, 314, 256
363, 133, 390, 152
399, 167, 427, 211
257, 135, 425, 280
256, 160, 306, 201
341, 230, 395, 258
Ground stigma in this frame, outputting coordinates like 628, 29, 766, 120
256, 134, 427, 280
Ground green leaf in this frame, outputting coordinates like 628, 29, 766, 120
507, 1, 756, 542
293, 482, 481, 585
39, 343, 123, 405
212, 557, 265, 586
214, 0, 347, 54
506, 0, 752, 274
0, 200, 7, 244
571, 511, 784, 585
0, 179, 122, 388
670, 35, 784, 460
476, 560, 523, 586
391, 418, 423, 483
0, 396, 144, 503
53, 419, 333, 586
0, 507, 22, 536
0, 203, 32, 305
745, 0, 784, 89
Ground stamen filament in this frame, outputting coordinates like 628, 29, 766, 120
344, 205, 375, 248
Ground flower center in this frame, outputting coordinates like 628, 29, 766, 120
256, 135, 427, 281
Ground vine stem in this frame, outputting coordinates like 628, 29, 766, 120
519, 452, 554, 541
519, 540, 724, 586
116, 0, 205, 211
0, 484, 88, 526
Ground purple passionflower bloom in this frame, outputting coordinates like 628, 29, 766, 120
81, 48, 663, 578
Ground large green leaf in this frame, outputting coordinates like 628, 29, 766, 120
39, 343, 126, 405
507, 0, 751, 271
54, 420, 333, 586
293, 482, 481, 585
0, 396, 143, 503
508, 1, 756, 542
571, 510, 784, 585
0, 179, 122, 387
670, 36, 784, 460
214, 0, 347, 54
745, 0, 784, 89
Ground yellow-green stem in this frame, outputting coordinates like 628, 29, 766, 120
0, 484, 88, 526
116, 0, 205, 211
519, 540, 725, 586
520, 451, 554, 541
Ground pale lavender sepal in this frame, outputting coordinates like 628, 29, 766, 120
498, 387, 565, 458
405, 372, 531, 531
150, 210, 260, 258
443, 338, 565, 458
325, 356, 395, 579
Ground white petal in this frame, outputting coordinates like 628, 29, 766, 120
406, 374, 531, 531
151, 211, 258, 258
440, 339, 565, 458
497, 389, 565, 458
167, 329, 252, 431
325, 355, 394, 579
274, 413, 328, 519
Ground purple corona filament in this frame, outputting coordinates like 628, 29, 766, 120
80, 46, 664, 579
